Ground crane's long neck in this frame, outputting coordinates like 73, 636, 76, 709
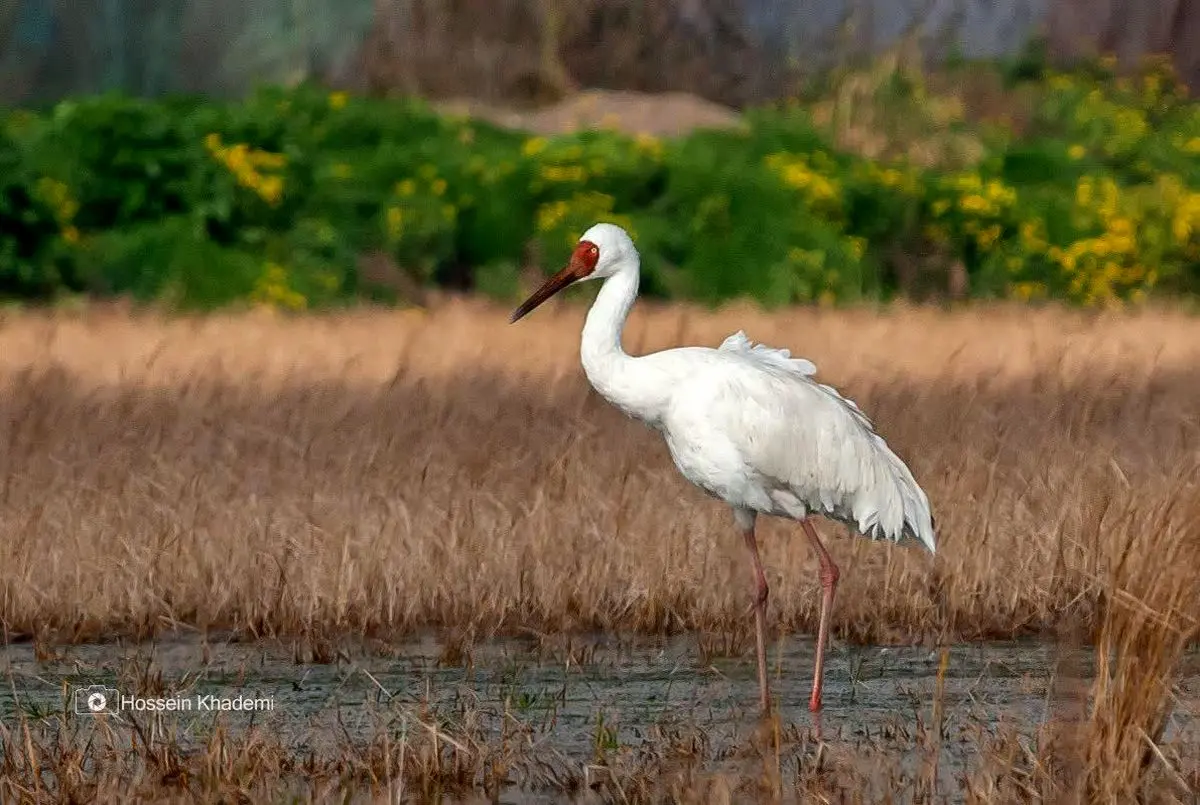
580, 263, 660, 423
581, 263, 638, 361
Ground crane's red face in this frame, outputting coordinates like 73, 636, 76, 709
509, 240, 601, 323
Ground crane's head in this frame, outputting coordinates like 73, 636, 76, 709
510, 223, 637, 323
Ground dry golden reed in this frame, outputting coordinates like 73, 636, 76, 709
0, 298, 1197, 646
0, 297, 1197, 802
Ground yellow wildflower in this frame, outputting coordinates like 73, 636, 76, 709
983, 179, 1016, 207
204, 133, 287, 206
540, 164, 588, 184
257, 176, 284, 206
1010, 281, 1046, 301
959, 194, 990, 214
536, 200, 569, 233
386, 206, 404, 239
1076, 177, 1093, 207
634, 132, 663, 159
535, 192, 634, 241
975, 224, 1002, 251
1020, 220, 1047, 252
765, 153, 841, 209
251, 263, 306, 311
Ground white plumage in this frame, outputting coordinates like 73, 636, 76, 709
665, 328, 936, 552
510, 222, 937, 720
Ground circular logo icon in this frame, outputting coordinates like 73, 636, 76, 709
87, 692, 107, 712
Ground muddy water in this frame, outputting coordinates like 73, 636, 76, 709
2, 634, 1198, 794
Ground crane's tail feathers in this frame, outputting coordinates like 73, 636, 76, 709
887, 450, 937, 555
850, 438, 937, 555
719, 331, 817, 376
717, 328, 936, 555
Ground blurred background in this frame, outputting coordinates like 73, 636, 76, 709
3, 0, 1198, 107
0, 0, 1197, 309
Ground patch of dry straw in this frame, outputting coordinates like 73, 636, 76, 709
0, 299, 1197, 644
0, 298, 1197, 802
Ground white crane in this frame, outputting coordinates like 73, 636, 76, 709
510, 222, 937, 718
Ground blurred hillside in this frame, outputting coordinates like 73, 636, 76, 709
2, 0, 1199, 108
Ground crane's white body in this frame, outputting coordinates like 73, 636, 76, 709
575, 224, 936, 553
512, 222, 937, 716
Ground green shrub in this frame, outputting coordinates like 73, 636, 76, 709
648, 129, 869, 305
0, 127, 65, 298
73, 217, 260, 307
0, 56, 1197, 310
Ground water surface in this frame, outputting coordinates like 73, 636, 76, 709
2, 634, 1197, 798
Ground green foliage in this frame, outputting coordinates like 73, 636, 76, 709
647, 130, 865, 305
74, 217, 259, 307
0, 126, 65, 297
1, 56, 1199, 311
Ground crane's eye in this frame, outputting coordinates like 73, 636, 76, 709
589, 245, 599, 256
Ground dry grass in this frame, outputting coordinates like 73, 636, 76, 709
0, 298, 1197, 646
0, 297, 1196, 800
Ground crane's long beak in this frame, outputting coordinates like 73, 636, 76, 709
509, 258, 584, 323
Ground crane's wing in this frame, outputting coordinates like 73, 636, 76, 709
699, 332, 936, 552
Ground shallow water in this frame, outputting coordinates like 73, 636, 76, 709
2, 633, 1197, 798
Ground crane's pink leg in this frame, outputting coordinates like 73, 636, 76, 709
741, 524, 771, 715
801, 518, 839, 714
